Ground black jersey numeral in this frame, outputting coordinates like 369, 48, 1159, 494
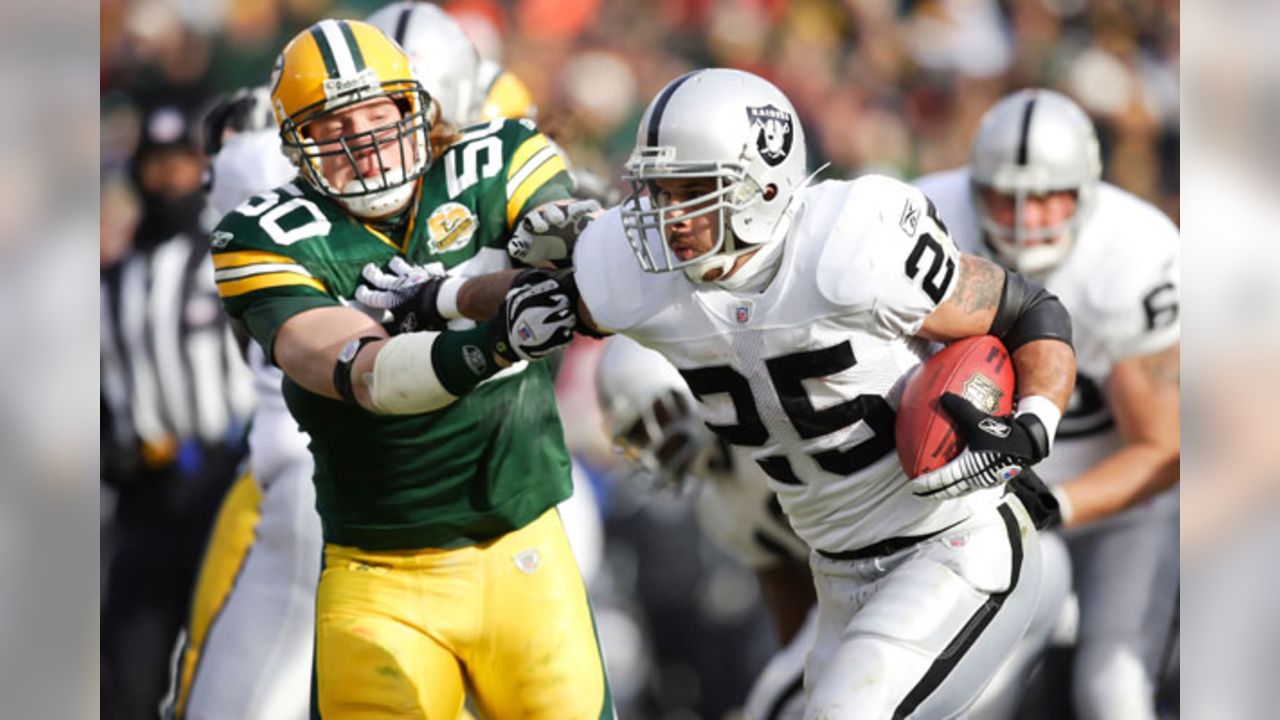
680, 341, 896, 483
905, 232, 957, 305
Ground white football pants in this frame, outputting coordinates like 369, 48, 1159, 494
803, 495, 1042, 719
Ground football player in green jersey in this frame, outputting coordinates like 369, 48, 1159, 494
210, 19, 611, 718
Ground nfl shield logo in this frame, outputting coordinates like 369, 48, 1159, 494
513, 549, 541, 574
736, 305, 751, 323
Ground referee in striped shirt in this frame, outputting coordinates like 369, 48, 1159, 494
101, 102, 254, 720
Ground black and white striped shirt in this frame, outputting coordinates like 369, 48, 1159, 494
101, 233, 255, 472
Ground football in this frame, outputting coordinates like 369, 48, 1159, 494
896, 335, 1016, 478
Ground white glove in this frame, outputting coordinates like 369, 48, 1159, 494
354, 257, 448, 332
491, 271, 579, 363
907, 392, 1051, 500
507, 198, 602, 265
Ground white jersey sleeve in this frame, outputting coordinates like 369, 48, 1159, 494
816, 175, 961, 338
573, 203, 685, 333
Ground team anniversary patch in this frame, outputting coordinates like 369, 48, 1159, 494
426, 202, 478, 254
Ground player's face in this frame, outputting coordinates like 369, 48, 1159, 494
980, 187, 1078, 245
651, 177, 720, 262
305, 97, 414, 192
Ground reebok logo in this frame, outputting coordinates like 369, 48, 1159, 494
978, 418, 1011, 438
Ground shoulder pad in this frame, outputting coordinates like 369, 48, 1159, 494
813, 176, 924, 306
573, 205, 679, 332
211, 181, 341, 254
814, 176, 960, 334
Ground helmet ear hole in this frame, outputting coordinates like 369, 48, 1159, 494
762, 183, 778, 201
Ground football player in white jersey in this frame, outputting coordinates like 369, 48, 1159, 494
597, 334, 815, 719
161, 89, 319, 720
365, 68, 1079, 718
595, 334, 1074, 720
912, 88, 1180, 720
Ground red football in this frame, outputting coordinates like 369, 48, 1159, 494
896, 335, 1016, 478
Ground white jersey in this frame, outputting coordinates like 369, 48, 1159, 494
576, 176, 1003, 553
914, 169, 1180, 489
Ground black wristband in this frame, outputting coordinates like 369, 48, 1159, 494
333, 336, 381, 405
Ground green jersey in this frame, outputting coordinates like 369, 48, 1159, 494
212, 119, 574, 550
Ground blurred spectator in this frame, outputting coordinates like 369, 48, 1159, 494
100, 103, 253, 720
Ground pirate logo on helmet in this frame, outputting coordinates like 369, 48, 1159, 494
746, 104, 794, 167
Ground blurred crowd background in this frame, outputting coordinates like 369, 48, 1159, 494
69, 0, 1280, 718
101, 0, 1181, 266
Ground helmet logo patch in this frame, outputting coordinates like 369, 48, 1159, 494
746, 105, 793, 167
426, 202, 478, 254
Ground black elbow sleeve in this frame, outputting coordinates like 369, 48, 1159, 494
990, 271, 1074, 353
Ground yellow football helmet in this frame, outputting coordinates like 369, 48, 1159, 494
270, 19, 432, 219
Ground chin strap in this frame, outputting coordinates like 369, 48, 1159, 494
685, 164, 826, 287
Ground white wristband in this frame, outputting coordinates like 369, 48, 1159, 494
1050, 484, 1074, 526
1015, 394, 1062, 451
436, 277, 467, 320
368, 332, 457, 414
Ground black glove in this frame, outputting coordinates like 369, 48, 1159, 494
354, 257, 450, 333
490, 269, 579, 363
1006, 469, 1064, 530
908, 392, 1051, 499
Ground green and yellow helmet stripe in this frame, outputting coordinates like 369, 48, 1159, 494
273, 19, 420, 126
309, 19, 368, 80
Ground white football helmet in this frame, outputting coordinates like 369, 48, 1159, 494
596, 336, 714, 489
621, 69, 808, 281
366, 2, 482, 126
969, 88, 1102, 275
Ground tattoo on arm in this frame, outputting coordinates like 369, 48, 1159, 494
918, 254, 1006, 342
951, 255, 1004, 315
455, 270, 523, 322
1138, 344, 1180, 387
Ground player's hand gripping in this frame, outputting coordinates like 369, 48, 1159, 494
908, 393, 1051, 500
507, 198, 602, 266
355, 257, 449, 333
490, 269, 580, 363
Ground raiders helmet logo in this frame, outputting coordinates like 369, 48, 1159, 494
746, 104, 793, 167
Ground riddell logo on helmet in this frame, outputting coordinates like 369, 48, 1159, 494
323, 68, 380, 103
746, 105, 793, 167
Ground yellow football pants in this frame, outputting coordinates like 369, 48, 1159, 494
314, 508, 612, 719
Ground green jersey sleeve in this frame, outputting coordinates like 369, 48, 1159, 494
210, 185, 342, 359
498, 119, 575, 235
